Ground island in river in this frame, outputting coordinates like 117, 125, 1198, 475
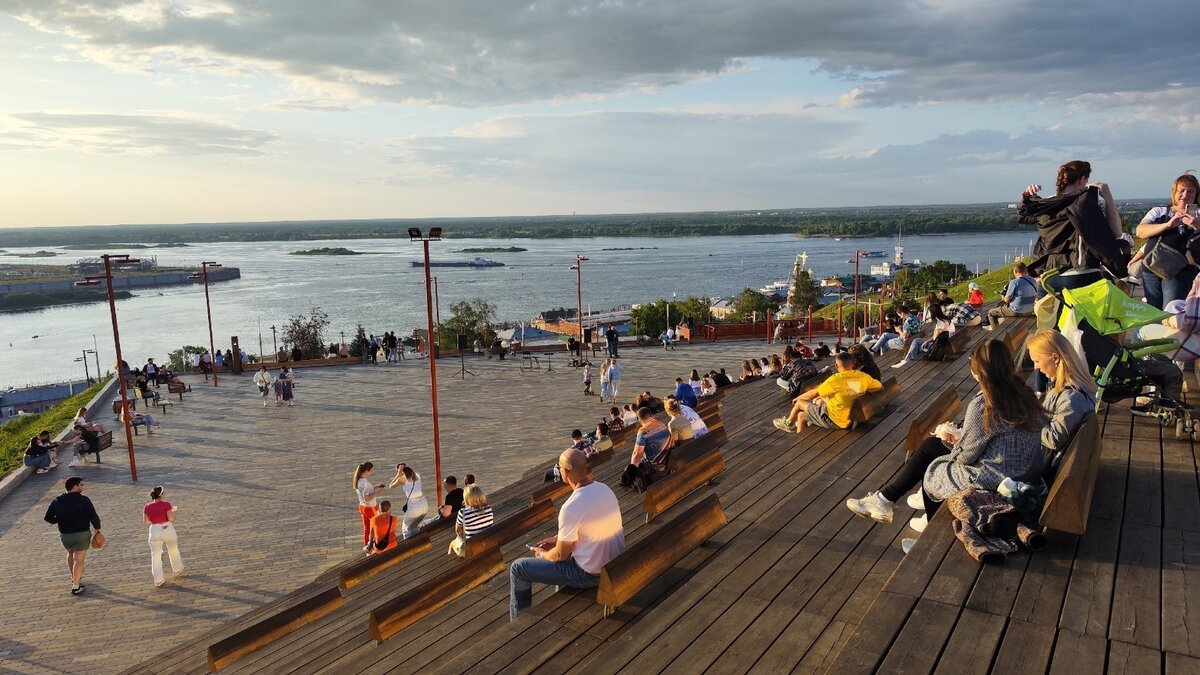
289, 247, 367, 256
456, 246, 528, 253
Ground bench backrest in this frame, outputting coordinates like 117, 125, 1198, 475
948, 328, 972, 356
643, 450, 725, 522
97, 431, 113, 451
1002, 319, 1031, 365
367, 547, 504, 643
596, 493, 727, 612
669, 422, 727, 472
465, 498, 556, 558
1040, 414, 1100, 534
208, 585, 343, 671
904, 383, 962, 454
849, 377, 901, 424
339, 531, 433, 591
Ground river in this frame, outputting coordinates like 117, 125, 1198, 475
0, 230, 1036, 387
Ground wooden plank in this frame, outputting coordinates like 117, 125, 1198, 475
670, 423, 728, 472
1108, 519, 1162, 649
876, 598, 960, 673
989, 618, 1056, 673
1009, 530, 1078, 626
1167, 651, 1200, 673
1047, 628, 1107, 675
466, 498, 557, 558
1162, 528, 1200, 658
1108, 640, 1164, 674
367, 548, 505, 643
642, 451, 724, 521
206, 585, 343, 671
929, 607, 1005, 675
339, 531, 432, 590
904, 383, 962, 454
823, 590, 917, 675
1041, 416, 1101, 534
596, 493, 727, 611
1124, 414, 1164, 528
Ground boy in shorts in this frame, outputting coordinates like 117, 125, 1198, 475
773, 352, 882, 432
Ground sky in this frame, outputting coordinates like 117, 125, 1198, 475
1, 0, 1198, 228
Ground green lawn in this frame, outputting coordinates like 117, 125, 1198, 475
813, 262, 1023, 321
1, 376, 111, 476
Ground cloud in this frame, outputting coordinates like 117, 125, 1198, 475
3, 0, 1194, 108
0, 111, 278, 155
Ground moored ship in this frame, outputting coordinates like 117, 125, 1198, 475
410, 256, 505, 268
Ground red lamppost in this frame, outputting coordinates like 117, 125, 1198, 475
570, 255, 589, 362
75, 253, 140, 481
851, 250, 869, 340
188, 261, 222, 386
410, 227, 444, 505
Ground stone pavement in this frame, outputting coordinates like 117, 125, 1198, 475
0, 339, 784, 674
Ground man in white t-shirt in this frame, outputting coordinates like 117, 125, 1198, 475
510, 448, 624, 620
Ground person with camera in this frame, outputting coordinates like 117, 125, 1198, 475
1136, 173, 1200, 309
983, 262, 1039, 330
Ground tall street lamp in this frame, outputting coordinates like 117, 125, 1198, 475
570, 255, 588, 363
74, 253, 140, 481
850, 250, 869, 340
270, 325, 278, 359
188, 261, 222, 386
76, 348, 96, 384
410, 227, 445, 505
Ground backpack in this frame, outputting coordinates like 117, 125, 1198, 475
923, 332, 951, 362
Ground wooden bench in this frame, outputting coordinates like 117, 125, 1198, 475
367, 547, 504, 643
903, 383, 962, 456
643, 450, 725, 523
464, 498, 556, 558
848, 376, 901, 426
1040, 414, 1100, 534
167, 380, 191, 401
947, 327, 972, 357
338, 531, 433, 591
1001, 317, 1032, 365
418, 514, 457, 537
668, 422, 728, 472
207, 585, 343, 671
595, 492, 728, 617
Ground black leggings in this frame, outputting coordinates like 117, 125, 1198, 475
881, 437, 950, 504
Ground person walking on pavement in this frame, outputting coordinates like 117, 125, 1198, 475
44, 476, 101, 595
605, 325, 619, 358
143, 485, 185, 587
253, 365, 274, 407
607, 359, 623, 404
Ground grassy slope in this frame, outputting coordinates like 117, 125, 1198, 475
812, 263, 1022, 320
0, 376, 111, 475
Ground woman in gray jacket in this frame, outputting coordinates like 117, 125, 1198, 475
1027, 329, 1096, 453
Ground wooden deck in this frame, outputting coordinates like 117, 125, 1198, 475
124, 316, 1199, 674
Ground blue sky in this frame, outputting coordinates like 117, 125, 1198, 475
1, 0, 1198, 228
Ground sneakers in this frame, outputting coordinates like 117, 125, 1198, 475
906, 492, 924, 510
173, 570, 186, 578
846, 491, 894, 524
67, 460, 83, 468
37, 468, 51, 474
891, 360, 908, 369
901, 538, 916, 554
70, 584, 85, 596
909, 515, 928, 533
772, 418, 797, 433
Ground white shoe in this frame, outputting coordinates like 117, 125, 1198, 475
909, 515, 928, 533
846, 491, 894, 524
901, 538, 916, 554
891, 360, 908, 369
982, 325, 994, 331
67, 460, 83, 468
263, 401, 268, 407
906, 492, 924, 510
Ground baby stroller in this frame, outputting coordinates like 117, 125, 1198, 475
1042, 271, 1195, 439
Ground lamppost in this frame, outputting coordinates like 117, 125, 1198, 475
74, 253, 140, 481
570, 255, 588, 363
270, 325, 278, 360
850, 250, 868, 340
75, 349, 95, 384
409, 227, 445, 505
188, 261, 222, 386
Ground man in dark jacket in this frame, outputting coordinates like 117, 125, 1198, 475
44, 476, 102, 595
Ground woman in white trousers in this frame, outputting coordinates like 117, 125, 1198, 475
143, 485, 184, 587
388, 464, 430, 539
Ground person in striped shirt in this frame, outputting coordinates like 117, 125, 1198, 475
450, 484, 494, 557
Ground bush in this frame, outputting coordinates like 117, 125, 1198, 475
0, 376, 111, 476
282, 307, 330, 360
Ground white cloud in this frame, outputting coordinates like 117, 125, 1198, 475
0, 110, 278, 155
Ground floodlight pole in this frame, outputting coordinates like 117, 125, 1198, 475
86, 254, 139, 481
413, 229, 444, 505
572, 255, 588, 363
199, 262, 220, 386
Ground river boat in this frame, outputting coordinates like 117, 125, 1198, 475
759, 280, 789, 295
410, 256, 505, 268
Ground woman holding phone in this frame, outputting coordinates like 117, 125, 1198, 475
353, 462, 386, 551
1135, 172, 1200, 308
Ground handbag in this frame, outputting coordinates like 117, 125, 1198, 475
90, 531, 105, 549
1144, 239, 1189, 280
370, 516, 394, 551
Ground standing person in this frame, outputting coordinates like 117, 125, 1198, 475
199, 351, 212, 380
599, 359, 612, 403
388, 464, 430, 539
605, 325, 619, 358
143, 485, 184, 587
583, 363, 593, 396
607, 359, 623, 404
253, 365, 274, 407
44, 476, 101, 595
276, 367, 295, 406
1135, 173, 1200, 309
368, 501, 399, 555
983, 262, 1039, 329
509, 448, 624, 620
773, 322, 784, 344
144, 358, 159, 387
353, 462, 386, 551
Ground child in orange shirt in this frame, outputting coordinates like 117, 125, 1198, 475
369, 501, 399, 555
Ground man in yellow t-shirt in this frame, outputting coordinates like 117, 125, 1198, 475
773, 352, 882, 432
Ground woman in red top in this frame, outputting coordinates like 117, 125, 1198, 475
143, 486, 184, 587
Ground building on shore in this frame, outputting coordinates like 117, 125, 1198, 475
1, 380, 90, 420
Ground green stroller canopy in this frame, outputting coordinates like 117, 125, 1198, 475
1058, 279, 1170, 335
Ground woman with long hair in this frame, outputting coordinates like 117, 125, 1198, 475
1026, 330, 1096, 452
847, 344, 882, 381
353, 462, 385, 551
73, 407, 107, 434
739, 360, 756, 381
388, 463, 430, 539
689, 369, 703, 397
847, 340, 1044, 536
892, 294, 955, 369
143, 485, 184, 587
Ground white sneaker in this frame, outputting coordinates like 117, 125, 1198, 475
901, 538, 916, 554
846, 491, 894, 524
909, 515, 928, 533
67, 460, 82, 468
982, 325, 994, 331
906, 492, 924, 510
891, 360, 908, 369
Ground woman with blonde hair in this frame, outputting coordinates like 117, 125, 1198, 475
1026, 329, 1096, 452
449, 484, 494, 557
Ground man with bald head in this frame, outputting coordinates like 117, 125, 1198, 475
509, 448, 624, 620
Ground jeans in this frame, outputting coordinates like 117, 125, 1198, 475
904, 337, 927, 361
608, 341, 618, 358
24, 453, 51, 470
148, 523, 183, 585
509, 556, 599, 620
873, 332, 899, 354
1142, 265, 1198, 310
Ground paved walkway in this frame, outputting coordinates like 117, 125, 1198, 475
0, 340, 781, 674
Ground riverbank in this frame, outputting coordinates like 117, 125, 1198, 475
0, 289, 135, 312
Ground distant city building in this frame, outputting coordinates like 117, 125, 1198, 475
0, 380, 90, 420
709, 298, 737, 319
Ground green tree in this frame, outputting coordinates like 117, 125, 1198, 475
630, 295, 711, 338
167, 345, 207, 371
787, 269, 822, 315
730, 288, 778, 322
348, 323, 367, 357
438, 298, 498, 349
282, 307, 330, 360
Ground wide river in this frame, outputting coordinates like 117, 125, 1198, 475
1, 231, 1036, 387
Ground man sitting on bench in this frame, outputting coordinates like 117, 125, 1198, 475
67, 424, 100, 467
774, 352, 882, 433
510, 447, 624, 621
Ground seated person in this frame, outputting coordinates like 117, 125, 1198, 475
629, 407, 672, 470
620, 404, 638, 427
665, 398, 695, 443
766, 355, 783, 376
1028, 330, 1097, 456
368, 501, 399, 555
593, 422, 614, 453
438, 476, 464, 519
872, 317, 901, 355
699, 375, 717, 398
673, 377, 698, 409
845, 340, 1044, 544
33, 430, 62, 465
877, 305, 921, 354
450, 484, 494, 557
968, 282, 985, 309
847, 344, 882, 381
24, 435, 54, 473
633, 392, 664, 415
73, 407, 107, 435
813, 342, 832, 359
546, 429, 597, 482
606, 406, 626, 432
121, 408, 161, 435
892, 297, 955, 368
712, 369, 733, 387
67, 424, 101, 467
739, 360, 757, 381
773, 352, 882, 432
510, 448, 624, 620
134, 376, 160, 403
797, 343, 816, 360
